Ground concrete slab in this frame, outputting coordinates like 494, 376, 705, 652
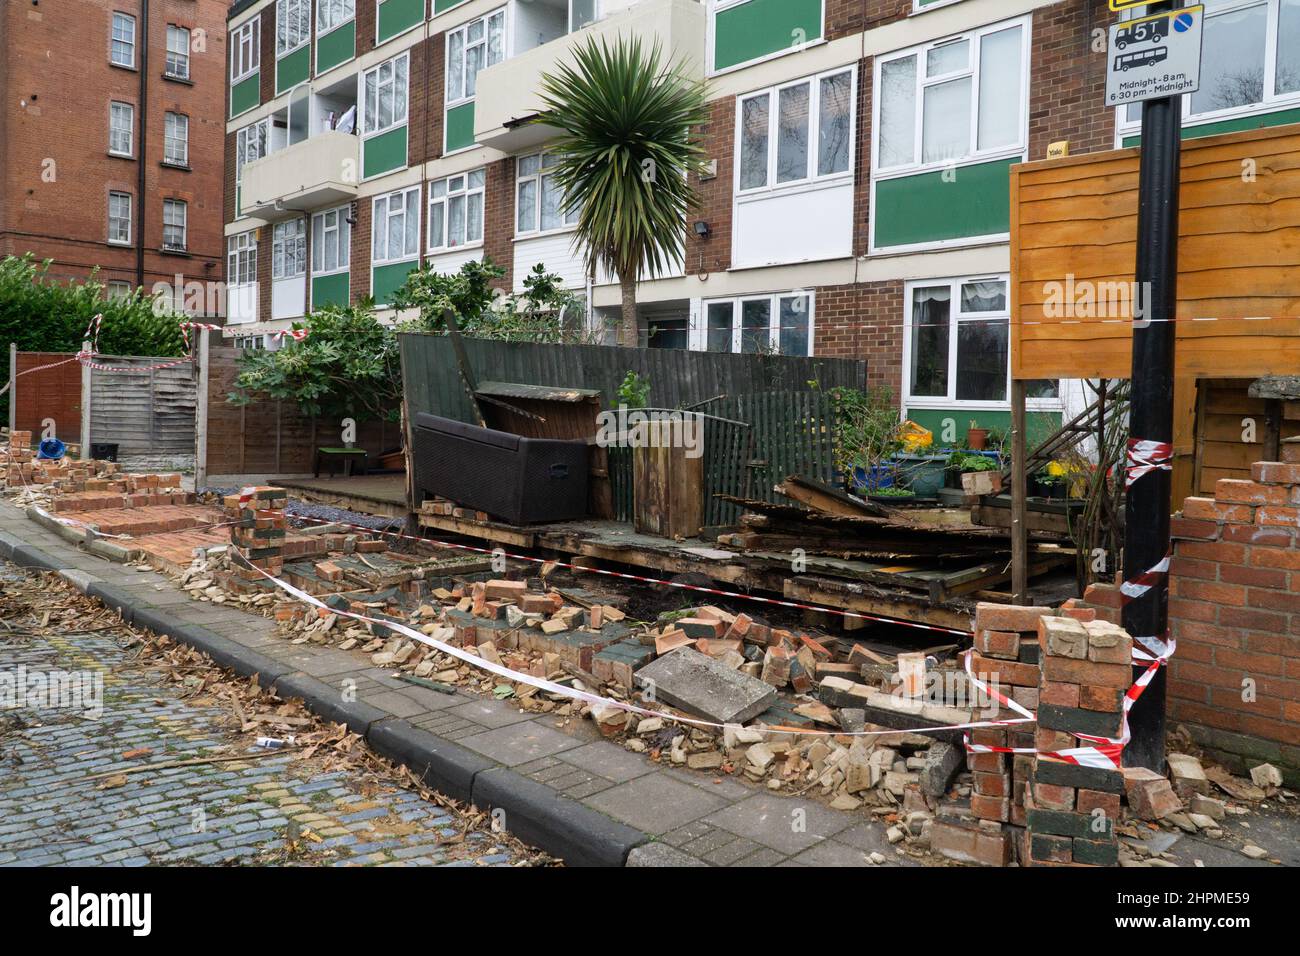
447, 697, 535, 729
626, 843, 708, 866
459, 722, 582, 767
557, 741, 656, 783
780, 841, 876, 867
584, 773, 727, 835
703, 793, 853, 855
633, 647, 776, 724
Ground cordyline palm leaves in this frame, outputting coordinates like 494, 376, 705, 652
535, 35, 708, 347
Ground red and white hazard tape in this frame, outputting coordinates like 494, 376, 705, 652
275, 509, 970, 638
233, 537, 1030, 740
77, 354, 194, 373
1125, 438, 1173, 488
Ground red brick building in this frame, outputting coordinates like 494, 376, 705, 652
0, 0, 229, 309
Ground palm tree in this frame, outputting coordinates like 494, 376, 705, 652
535, 35, 709, 347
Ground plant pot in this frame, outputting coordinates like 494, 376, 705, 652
851, 464, 896, 493
891, 453, 948, 498
966, 428, 989, 450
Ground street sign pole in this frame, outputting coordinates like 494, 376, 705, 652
1122, 0, 1183, 771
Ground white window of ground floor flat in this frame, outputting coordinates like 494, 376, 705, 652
428, 169, 485, 251
700, 291, 814, 356
312, 207, 351, 274
272, 219, 307, 279
227, 231, 258, 285
903, 276, 1059, 408
516, 151, 579, 236
372, 187, 421, 263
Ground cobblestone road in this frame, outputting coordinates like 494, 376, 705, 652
0, 563, 546, 867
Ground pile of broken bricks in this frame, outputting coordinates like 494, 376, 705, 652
132, 493, 1293, 866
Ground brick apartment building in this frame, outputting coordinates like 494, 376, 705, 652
0, 0, 229, 310
222, 0, 1300, 437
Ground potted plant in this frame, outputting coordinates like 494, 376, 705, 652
966, 419, 989, 450
829, 386, 903, 494
869, 485, 917, 504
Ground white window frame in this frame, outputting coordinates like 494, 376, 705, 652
109, 101, 134, 157
311, 206, 351, 275
871, 16, 1031, 180
162, 199, 188, 252
706, 0, 827, 77
108, 191, 132, 246
164, 112, 189, 166
1115, 0, 1300, 141
231, 17, 261, 82
360, 52, 410, 138
734, 65, 857, 198
912, 0, 966, 14
277, 0, 311, 57
371, 186, 421, 264
317, 0, 356, 35
227, 231, 258, 286
445, 8, 507, 110
111, 12, 136, 68
235, 118, 271, 218
106, 280, 133, 300
901, 275, 1061, 411
428, 169, 486, 252
272, 218, 307, 280
515, 151, 580, 237
165, 25, 191, 79
697, 291, 817, 356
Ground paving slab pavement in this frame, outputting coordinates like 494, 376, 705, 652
0, 500, 915, 867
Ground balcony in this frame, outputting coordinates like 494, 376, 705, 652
239, 131, 359, 221
473, 0, 706, 154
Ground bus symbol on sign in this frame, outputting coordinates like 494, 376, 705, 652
1114, 18, 1169, 49
1115, 47, 1168, 72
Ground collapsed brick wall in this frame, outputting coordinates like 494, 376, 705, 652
1087, 445, 1300, 786
935, 602, 1130, 866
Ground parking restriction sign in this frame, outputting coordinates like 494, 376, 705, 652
1105, 5, 1204, 107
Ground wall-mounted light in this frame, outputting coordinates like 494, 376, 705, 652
693, 220, 711, 240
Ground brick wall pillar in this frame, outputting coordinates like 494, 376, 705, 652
1025, 615, 1131, 866
227, 486, 287, 584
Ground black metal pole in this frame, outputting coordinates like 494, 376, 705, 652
1123, 0, 1181, 771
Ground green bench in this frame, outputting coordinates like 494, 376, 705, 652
314, 447, 368, 478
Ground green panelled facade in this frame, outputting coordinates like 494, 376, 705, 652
372, 261, 420, 306
873, 158, 1017, 249
311, 272, 351, 309
445, 102, 476, 153
276, 44, 311, 95
713, 0, 823, 72
903, 409, 1063, 451
1121, 107, 1300, 147
316, 20, 356, 75
230, 73, 260, 119
378, 0, 425, 42
434, 0, 469, 12
363, 126, 409, 178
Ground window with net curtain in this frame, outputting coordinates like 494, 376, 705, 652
909, 280, 1058, 403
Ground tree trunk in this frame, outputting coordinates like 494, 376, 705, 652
618, 270, 638, 348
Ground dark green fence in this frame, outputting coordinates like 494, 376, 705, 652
398, 335, 866, 422
400, 336, 863, 529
